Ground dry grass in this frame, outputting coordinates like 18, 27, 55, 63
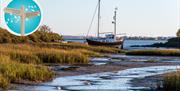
0, 43, 120, 64
0, 43, 121, 89
0, 44, 90, 64
0, 55, 54, 89
0, 74, 9, 90
163, 71, 180, 91
36, 42, 122, 54
36, 48, 89, 64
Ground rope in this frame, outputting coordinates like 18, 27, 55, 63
86, 3, 99, 37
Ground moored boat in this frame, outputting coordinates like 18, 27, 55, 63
86, 0, 124, 49
86, 34, 124, 48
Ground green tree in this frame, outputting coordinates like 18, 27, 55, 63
37, 25, 63, 42
177, 29, 180, 37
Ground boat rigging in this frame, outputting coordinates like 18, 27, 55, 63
86, 0, 124, 49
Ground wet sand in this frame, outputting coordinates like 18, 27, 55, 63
130, 73, 167, 90
53, 62, 180, 77
11, 54, 180, 90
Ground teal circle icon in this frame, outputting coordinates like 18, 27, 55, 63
4, 0, 42, 36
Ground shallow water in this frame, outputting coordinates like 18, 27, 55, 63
111, 54, 180, 62
16, 65, 180, 91
90, 58, 111, 65
123, 40, 167, 50
90, 55, 180, 65
64, 39, 167, 50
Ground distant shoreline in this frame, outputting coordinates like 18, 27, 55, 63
130, 37, 180, 49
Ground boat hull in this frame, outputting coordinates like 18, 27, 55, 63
86, 39, 124, 49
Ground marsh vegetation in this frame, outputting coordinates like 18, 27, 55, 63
0, 43, 121, 89
0, 26, 123, 89
163, 71, 180, 91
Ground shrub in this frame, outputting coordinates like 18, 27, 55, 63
0, 26, 63, 43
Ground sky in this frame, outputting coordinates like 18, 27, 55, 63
1, 0, 180, 37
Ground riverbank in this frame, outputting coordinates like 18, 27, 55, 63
13, 65, 180, 91
1, 43, 180, 90
0, 43, 122, 90
131, 71, 180, 91
11, 54, 180, 90
131, 73, 166, 90
131, 37, 180, 49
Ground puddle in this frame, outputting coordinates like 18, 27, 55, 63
15, 65, 180, 91
90, 58, 112, 65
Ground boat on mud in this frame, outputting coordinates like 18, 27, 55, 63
86, 0, 124, 49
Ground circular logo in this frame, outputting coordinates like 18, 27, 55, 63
4, 0, 42, 36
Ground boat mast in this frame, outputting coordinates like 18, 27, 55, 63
97, 0, 101, 38
113, 7, 118, 41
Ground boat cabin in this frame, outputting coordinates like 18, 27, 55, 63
104, 34, 116, 42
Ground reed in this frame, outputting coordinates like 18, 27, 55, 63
36, 42, 122, 54
163, 71, 180, 91
0, 43, 117, 64
126, 49, 180, 56
0, 74, 9, 90
0, 45, 41, 64
10, 50, 41, 64
36, 48, 89, 64
0, 55, 54, 89
0, 43, 121, 89
71, 49, 102, 57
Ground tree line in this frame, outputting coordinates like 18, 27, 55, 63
0, 25, 63, 43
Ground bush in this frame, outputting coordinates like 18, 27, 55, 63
0, 26, 63, 43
